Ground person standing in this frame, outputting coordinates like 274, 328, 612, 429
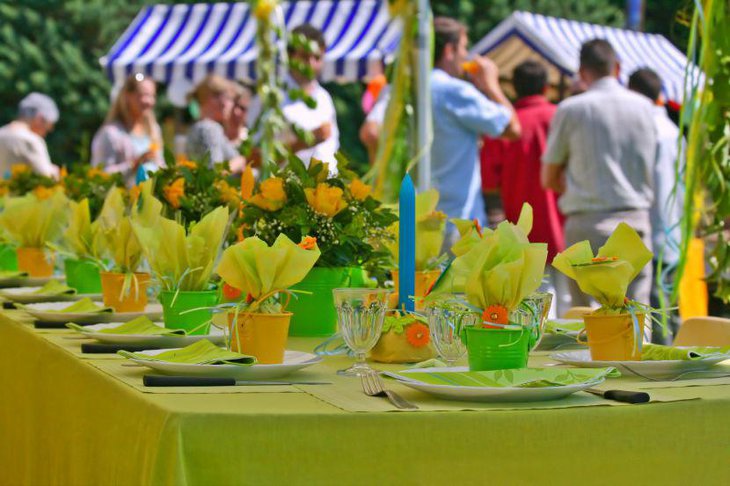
91, 73, 164, 186
481, 60, 569, 316
542, 39, 657, 307
0, 93, 61, 178
430, 16, 520, 242
629, 68, 684, 343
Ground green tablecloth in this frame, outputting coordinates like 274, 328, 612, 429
1, 312, 729, 485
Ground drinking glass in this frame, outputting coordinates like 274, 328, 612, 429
333, 288, 392, 376
427, 306, 480, 367
521, 292, 553, 350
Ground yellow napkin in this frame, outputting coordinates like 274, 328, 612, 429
60, 199, 103, 260
449, 204, 532, 257
215, 234, 321, 305
0, 191, 68, 247
552, 223, 653, 310
133, 206, 229, 291
385, 189, 447, 270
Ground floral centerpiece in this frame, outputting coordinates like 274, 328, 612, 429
133, 202, 230, 334
552, 222, 653, 360
370, 311, 436, 363
215, 234, 320, 363
0, 189, 68, 277
235, 155, 397, 336
428, 204, 548, 371
95, 183, 160, 312
0, 164, 57, 197
62, 165, 125, 219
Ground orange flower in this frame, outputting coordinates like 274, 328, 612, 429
222, 282, 242, 301
236, 225, 245, 242
591, 256, 618, 263
298, 236, 317, 250
240, 166, 255, 201
87, 167, 110, 179
163, 178, 185, 209
482, 304, 509, 329
349, 178, 372, 201
10, 164, 29, 177
176, 154, 197, 169
249, 177, 287, 211
33, 186, 55, 200
59, 166, 68, 180
304, 182, 347, 217
216, 180, 239, 204
473, 218, 483, 238
405, 322, 430, 348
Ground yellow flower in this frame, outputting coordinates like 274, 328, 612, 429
216, 180, 240, 204
240, 166, 255, 201
163, 178, 185, 209
10, 164, 29, 177
0, 184, 8, 197
304, 183, 348, 217
254, 0, 277, 20
309, 158, 330, 183
87, 167, 110, 179
349, 178, 372, 201
176, 154, 197, 169
33, 186, 56, 200
249, 177, 287, 211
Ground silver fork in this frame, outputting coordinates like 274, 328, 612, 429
361, 371, 418, 410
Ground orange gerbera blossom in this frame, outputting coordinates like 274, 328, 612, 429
482, 304, 509, 329
163, 178, 185, 209
349, 178, 372, 201
249, 177, 287, 211
298, 236, 317, 250
176, 154, 197, 169
222, 282, 242, 301
304, 183, 347, 217
405, 322, 430, 348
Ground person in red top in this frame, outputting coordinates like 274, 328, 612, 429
480, 60, 569, 316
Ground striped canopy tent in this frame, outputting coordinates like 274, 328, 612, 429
101, 1, 401, 104
471, 11, 693, 103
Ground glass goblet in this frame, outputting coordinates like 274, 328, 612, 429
427, 306, 479, 367
522, 292, 554, 350
333, 288, 392, 377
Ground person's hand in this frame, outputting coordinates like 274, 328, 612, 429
132, 150, 155, 169
313, 122, 332, 143
469, 56, 500, 93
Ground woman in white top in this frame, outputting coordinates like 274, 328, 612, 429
91, 73, 164, 186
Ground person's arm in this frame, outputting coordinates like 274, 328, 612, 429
540, 105, 571, 193
359, 120, 380, 164
468, 57, 521, 140
541, 164, 565, 193
25, 137, 59, 179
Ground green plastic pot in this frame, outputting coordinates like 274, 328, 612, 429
461, 326, 530, 371
0, 244, 18, 271
64, 258, 102, 294
159, 290, 220, 335
287, 267, 368, 336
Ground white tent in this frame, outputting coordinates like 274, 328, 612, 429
471, 11, 694, 102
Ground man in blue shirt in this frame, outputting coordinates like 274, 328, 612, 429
431, 17, 521, 235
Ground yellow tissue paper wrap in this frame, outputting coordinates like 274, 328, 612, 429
552, 222, 653, 310
385, 189, 447, 270
216, 234, 321, 303
0, 190, 68, 247
133, 206, 229, 291
61, 199, 103, 260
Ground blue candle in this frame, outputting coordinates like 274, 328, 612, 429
398, 174, 416, 312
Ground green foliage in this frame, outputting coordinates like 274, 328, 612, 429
62, 166, 125, 219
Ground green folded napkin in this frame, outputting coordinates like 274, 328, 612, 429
56, 297, 112, 314
409, 358, 449, 369
545, 319, 584, 334
388, 367, 620, 388
67, 316, 184, 335
31, 280, 76, 296
0, 270, 28, 278
642, 344, 730, 361
118, 339, 256, 366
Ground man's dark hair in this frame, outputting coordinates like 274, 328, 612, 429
628, 68, 663, 102
290, 24, 326, 54
579, 39, 617, 77
512, 60, 548, 98
434, 16, 466, 64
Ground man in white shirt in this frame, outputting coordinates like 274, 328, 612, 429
283, 24, 339, 168
0, 93, 61, 178
542, 39, 657, 307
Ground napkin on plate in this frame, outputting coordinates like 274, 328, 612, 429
118, 339, 256, 366
545, 319, 584, 334
0, 271, 28, 279
67, 316, 184, 335
54, 297, 112, 314
387, 367, 620, 388
31, 280, 76, 296
641, 344, 730, 361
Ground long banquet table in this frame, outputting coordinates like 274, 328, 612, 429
1, 310, 730, 485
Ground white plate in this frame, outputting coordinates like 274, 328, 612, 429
550, 349, 730, 379
0, 275, 58, 288
23, 301, 163, 324
536, 319, 584, 350
0, 286, 101, 304
74, 321, 225, 347
384, 367, 604, 402
126, 349, 322, 380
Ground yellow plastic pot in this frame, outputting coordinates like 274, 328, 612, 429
100, 272, 151, 313
16, 247, 55, 277
580, 313, 644, 361
227, 312, 291, 364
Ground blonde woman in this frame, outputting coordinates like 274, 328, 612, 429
185, 74, 246, 172
91, 73, 164, 186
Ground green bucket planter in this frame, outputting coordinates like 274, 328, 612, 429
0, 244, 18, 271
159, 290, 220, 335
64, 258, 102, 294
461, 326, 531, 371
287, 267, 368, 336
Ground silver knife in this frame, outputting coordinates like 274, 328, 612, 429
143, 375, 331, 387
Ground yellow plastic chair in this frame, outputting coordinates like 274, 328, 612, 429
561, 306, 594, 319
673, 317, 730, 346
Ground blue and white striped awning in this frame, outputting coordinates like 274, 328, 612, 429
471, 12, 694, 102
101, 1, 401, 89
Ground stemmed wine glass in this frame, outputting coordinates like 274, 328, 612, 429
427, 306, 479, 367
